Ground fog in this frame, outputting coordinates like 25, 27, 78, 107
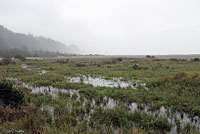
0, 0, 200, 55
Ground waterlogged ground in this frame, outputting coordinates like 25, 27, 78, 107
65, 75, 147, 89
1, 57, 200, 133
14, 80, 200, 133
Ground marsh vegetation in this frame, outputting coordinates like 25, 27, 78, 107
1, 57, 200, 133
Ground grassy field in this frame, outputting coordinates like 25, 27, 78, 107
0, 57, 200, 134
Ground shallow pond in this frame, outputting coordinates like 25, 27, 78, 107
66, 75, 147, 89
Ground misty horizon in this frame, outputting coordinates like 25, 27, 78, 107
0, 0, 200, 55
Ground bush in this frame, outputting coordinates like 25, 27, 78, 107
2, 57, 12, 65
111, 58, 118, 64
14, 55, 26, 62
169, 58, 178, 61
192, 58, 200, 62
146, 55, 155, 58
117, 57, 123, 62
57, 59, 69, 64
0, 80, 24, 108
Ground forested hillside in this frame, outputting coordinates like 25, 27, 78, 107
0, 25, 81, 57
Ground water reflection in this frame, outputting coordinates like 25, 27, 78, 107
41, 105, 55, 122
21, 82, 79, 98
13, 79, 200, 133
66, 75, 147, 89
21, 64, 47, 75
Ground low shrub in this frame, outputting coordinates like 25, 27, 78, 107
57, 59, 69, 64
2, 57, 12, 65
0, 80, 24, 108
14, 55, 26, 62
192, 58, 200, 62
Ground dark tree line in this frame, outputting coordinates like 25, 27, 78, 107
0, 48, 79, 57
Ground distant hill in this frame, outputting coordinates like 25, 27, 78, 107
0, 25, 81, 55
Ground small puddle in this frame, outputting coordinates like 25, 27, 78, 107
103, 96, 118, 109
21, 64, 31, 71
36, 68, 48, 75
21, 64, 47, 75
41, 105, 55, 122
21, 83, 79, 98
22, 83, 66, 97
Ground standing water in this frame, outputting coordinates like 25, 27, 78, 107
66, 75, 147, 89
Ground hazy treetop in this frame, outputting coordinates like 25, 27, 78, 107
0, 0, 200, 55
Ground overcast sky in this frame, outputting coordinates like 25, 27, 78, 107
0, 0, 200, 55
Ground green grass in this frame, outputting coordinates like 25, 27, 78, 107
1, 57, 200, 133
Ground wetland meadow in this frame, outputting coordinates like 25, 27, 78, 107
1, 56, 200, 134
